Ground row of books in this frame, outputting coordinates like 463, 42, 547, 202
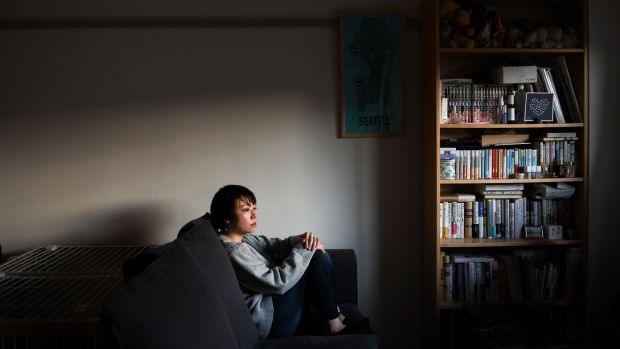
439, 56, 582, 124
440, 83, 511, 124
440, 139, 577, 180
439, 197, 572, 239
440, 248, 581, 303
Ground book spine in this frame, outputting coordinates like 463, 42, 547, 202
496, 199, 503, 239
494, 149, 498, 179
489, 199, 496, 239
439, 202, 444, 239
453, 203, 458, 238
491, 260, 499, 301
510, 201, 515, 239
444, 202, 451, 239
458, 202, 463, 238
479, 201, 485, 239
441, 252, 448, 301
478, 150, 482, 179
458, 263, 464, 301
465, 201, 473, 239
465, 150, 471, 179
473, 200, 479, 238
539, 67, 566, 123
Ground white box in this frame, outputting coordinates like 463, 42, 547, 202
495, 66, 538, 84
544, 225, 564, 240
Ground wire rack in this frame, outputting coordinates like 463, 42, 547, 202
0, 245, 148, 348
0, 246, 147, 276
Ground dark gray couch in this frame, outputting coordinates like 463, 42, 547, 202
101, 215, 379, 349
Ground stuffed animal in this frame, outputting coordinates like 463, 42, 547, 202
506, 26, 525, 48
439, 0, 461, 19
562, 27, 579, 48
523, 26, 579, 48
439, 0, 461, 47
468, 6, 490, 48
547, 26, 578, 48
448, 8, 476, 49
490, 15, 507, 48
477, 20, 492, 48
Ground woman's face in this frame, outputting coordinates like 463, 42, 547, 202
230, 198, 257, 234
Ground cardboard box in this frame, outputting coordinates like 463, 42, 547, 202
495, 66, 538, 84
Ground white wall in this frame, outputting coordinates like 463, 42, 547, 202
0, 1, 421, 348
588, 0, 620, 330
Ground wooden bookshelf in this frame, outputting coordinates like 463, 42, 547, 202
440, 299, 578, 310
440, 177, 584, 185
440, 123, 584, 129
440, 48, 585, 56
420, 1, 589, 348
440, 238, 583, 248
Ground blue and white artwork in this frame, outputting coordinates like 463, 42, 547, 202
341, 13, 404, 137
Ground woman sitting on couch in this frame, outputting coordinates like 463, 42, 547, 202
210, 184, 368, 340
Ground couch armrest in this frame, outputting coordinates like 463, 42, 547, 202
326, 249, 357, 305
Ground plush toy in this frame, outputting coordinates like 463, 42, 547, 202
523, 26, 579, 48
477, 20, 492, 48
548, 26, 578, 48
506, 26, 525, 48
439, 0, 461, 47
562, 27, 579, 48
448, 8, 476, 49
490, 15, 507, 48
468, 5, 490, 48
439, 0, 461, 19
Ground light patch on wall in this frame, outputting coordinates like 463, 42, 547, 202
0, 91, 356, 253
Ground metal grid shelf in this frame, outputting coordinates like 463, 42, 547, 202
0, 245, 148, 343
0, 275, 123, 321
0, 246, 147, 276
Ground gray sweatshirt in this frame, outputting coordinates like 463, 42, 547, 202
218, 233, 315, 340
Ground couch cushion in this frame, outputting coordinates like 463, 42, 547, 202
260, 334, 380, 349
102, 241, 241, 348
102, 217, 258, 349
177, 217, 258, 348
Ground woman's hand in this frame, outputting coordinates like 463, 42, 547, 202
300, 232, 326, 253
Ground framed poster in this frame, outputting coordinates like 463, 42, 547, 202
339, 11, 405, 138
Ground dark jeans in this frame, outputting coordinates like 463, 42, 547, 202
267, 251, 340, 339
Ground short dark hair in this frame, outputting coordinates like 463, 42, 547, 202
210, 185, 256, 233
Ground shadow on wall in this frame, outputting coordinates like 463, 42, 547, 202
374, 26, 421, 348
588, 2, 620, 341
53, 205, 170, 248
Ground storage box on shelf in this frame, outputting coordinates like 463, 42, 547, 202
421, 0, 588, 348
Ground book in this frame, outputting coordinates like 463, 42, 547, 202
550, 56, 583, 123
465, 202, 473, 239
478, 191, 523, 195
537, 67, 566, 123
451, 254, 495, 263
476, 184, 524, 191
549, 68, 573, 122
440, 194, 476, 202
533, 183, 576, 199
481, 134, 530, 147
545, 132, 577, 138
480, 194, 523, 200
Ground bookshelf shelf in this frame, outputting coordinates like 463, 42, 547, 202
440, 177, 584, 185
440, 48, 585, 57
440, 123, 584, 129
440, 238, 583, 248
421, 1, 588, 347
440, 299, 578, 310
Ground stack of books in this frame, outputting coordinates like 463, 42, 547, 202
476, 184, 524, 199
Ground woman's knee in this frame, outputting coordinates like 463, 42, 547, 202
309, 251, 333, 269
